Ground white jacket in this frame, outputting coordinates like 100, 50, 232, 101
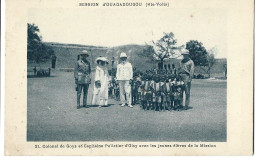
116, 62, 133, 81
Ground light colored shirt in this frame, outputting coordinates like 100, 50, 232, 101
179, 59, 195, 76
116, 62, 133, 81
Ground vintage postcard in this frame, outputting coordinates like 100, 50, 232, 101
5, 0, 253, 155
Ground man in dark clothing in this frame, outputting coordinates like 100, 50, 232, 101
74, 50, 91, 109
51, 55, 57, 69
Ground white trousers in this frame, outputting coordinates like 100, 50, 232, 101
118, 80, 132, 105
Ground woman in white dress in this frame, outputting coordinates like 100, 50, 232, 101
92, 57, 110, 107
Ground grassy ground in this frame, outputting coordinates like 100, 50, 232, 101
27, 71, 226, 142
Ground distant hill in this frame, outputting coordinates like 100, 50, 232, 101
28, 42, 227, 76
28, 42, 151, 71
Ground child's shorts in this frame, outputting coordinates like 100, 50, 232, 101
174, 92, 181, 100
170, 94, 174, 101
162, 95, 168, 102
157, 96, 162, 103
146, 93, 152, 100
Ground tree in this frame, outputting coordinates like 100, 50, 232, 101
207, 47, 217, 76
27, 23, 53, 65
152, 32, 178, 69
186, 40, 217, 77
138, 32, 178, 69
186, 40, 208, 66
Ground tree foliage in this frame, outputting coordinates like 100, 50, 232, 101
207, 47, 217, 68
152, 32, 178, 61
186, 40, 218, 77
186, 40, 208, 66
138, 32, 178, 69
202, 47, 217, 77
27, 23, 54, 64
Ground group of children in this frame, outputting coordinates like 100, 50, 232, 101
108, 69, 186, 111
131, 72, 185, 111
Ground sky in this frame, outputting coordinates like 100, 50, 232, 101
28, 8, 227, 58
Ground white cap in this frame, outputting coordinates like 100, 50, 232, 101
120, 52, 127, 58
96, 57, 109, 64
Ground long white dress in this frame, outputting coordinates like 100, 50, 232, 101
92, 65, 109, 106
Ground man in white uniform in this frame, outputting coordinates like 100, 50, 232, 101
116, 52, 133, 108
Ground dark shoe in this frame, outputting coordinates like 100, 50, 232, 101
184, 106, 190, 110
77, 105, 80, 109
83, 105, 88, 108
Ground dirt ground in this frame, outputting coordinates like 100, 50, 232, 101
27, 71, 226, 142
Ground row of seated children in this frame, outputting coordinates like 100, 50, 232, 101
131, 74, 185, 111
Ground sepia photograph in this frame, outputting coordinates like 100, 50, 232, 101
27, 8, 227, 142
4, 0, 254, 156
